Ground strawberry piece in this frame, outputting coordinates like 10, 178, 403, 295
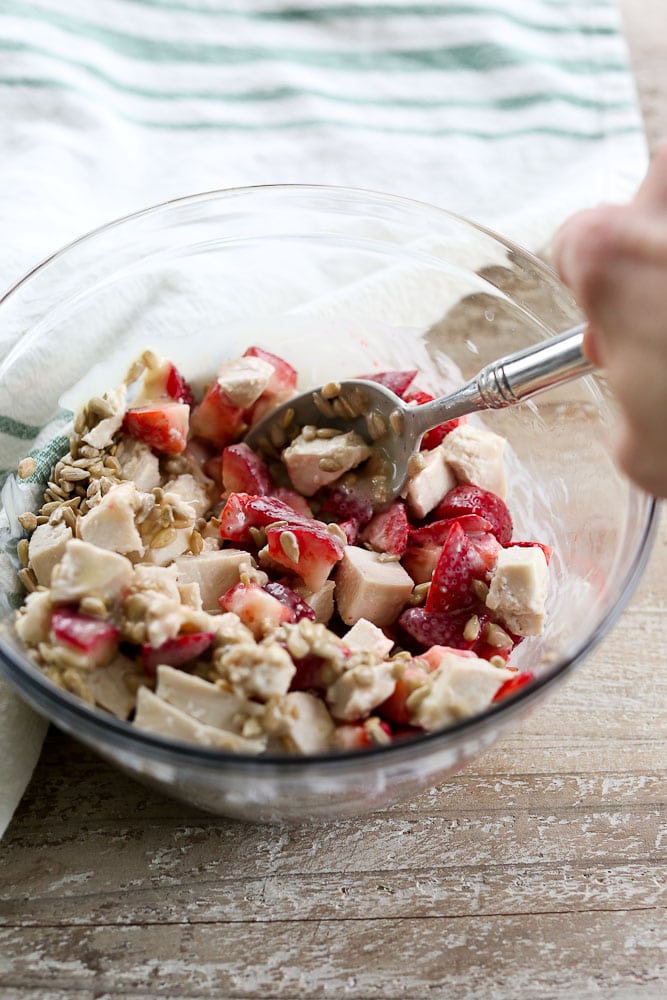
219, 493, 310, 543
219, 492, 255, 542
378, 662, 430, 727
222, 443, 272, 496
290, 653, 327, 692
356, 370, 417, 398
474, 627, 523, 663
243, 346, 297, 397
338, 518, 359, 544
513, 541, 553, 564
409, 514, 493, 547
219, 581, 292, 637
165, 363, 195, 407
492, 670, 534, 702
264, 581, 316, 622
51, 607, 119, 666
404, 390, 467, 450
190, 382, 245, 447
123, 401, 189, 454
333, 720, 392, 751
401, 543, 441, 585
265, 521, 345, 591
141, 631, 215, 677
425, 521, 480, 612
468, 531, 502, 573
321, 483, 374, 526
274, 487, 313, 518
434, 484, 513, 546
398, 606, 488, 652
361, 501, 409, 556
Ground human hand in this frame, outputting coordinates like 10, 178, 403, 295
552, 142, 667, 497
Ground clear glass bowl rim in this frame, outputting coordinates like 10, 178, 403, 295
0, 181, 658, 771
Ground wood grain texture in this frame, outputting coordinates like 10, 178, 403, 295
1, 5, 666, 997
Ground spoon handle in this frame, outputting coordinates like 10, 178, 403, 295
410, 323, 593, 437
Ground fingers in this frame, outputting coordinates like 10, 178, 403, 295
634, 141, 667, 209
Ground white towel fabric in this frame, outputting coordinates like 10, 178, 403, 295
0, 0, 648, 836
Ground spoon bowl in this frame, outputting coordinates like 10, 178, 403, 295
245, 324, 593, 504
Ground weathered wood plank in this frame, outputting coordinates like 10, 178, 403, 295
1, 910, 666, 999
2, 862, 666, 927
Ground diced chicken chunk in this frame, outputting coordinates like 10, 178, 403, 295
15, 589, 53, 646
141, 526, 194, 567
282, 431, 372, 497
326, 661, 396, 721
82, 384, 127, 449
265, 691, 335, 753
216, 356, 275, 408
442, 424, 507, 499
162, 473, 211, 518
174, 549, 248, 612
214, 642, 296, 702
343, 618, 394, 659
178, 581, 203, 610
133, 686, 265, 753
405, 447, 457, 519
115, 437, 161, 492
28, 519, 72, 586
295, 579, 335, 624
156, 664, 263, 732
78, 482, 144, 555
335, 546, 413, 627
485, 545, 549, 636
88, 653, 144, 720
407, 651, 514, 731
50, 539, 133, 606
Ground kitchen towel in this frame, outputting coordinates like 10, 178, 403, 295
0, 0, 648, 836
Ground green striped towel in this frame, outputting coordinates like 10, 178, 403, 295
0, 0, 648, 835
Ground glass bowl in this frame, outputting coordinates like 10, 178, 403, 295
0, 185, 656, 822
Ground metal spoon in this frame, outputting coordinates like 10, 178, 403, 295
245, 324, 592, 504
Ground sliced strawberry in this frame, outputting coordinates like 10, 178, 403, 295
401, 543, 441, 585
492, 670, 534, 702
425, 521, 481, 612
190, 381, 245, 447
321, 483, 374, 526
219, 492, 310, 543
219, 581, 292, 637
360, 501, 409, 556
333, 720, 392, 750
404, 390, 467, 450
356, 370, 417, 398
417, 644, 477, 669
409, 514, 493, 547
264, 581, 316, 622
468, 531, 502, 573
141, 631, 215, 677
513, 540, 553, 564
219, 492, 255, 542
51, 608, 119, 666
338, 518, 359, 545
474, 626, 523, 663
222, 443, 272, 496
274, 487, 313, 518
378, 663, 430, 727
265, 521, 344, 591
434, 484, 513, 546
123, 401, 189, 454
243, 346, 297, 397
165, 363, 196, 408
398, 606, 488, 652
290, 653, 327, 692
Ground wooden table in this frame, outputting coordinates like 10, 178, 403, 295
2, 4, 666, 996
